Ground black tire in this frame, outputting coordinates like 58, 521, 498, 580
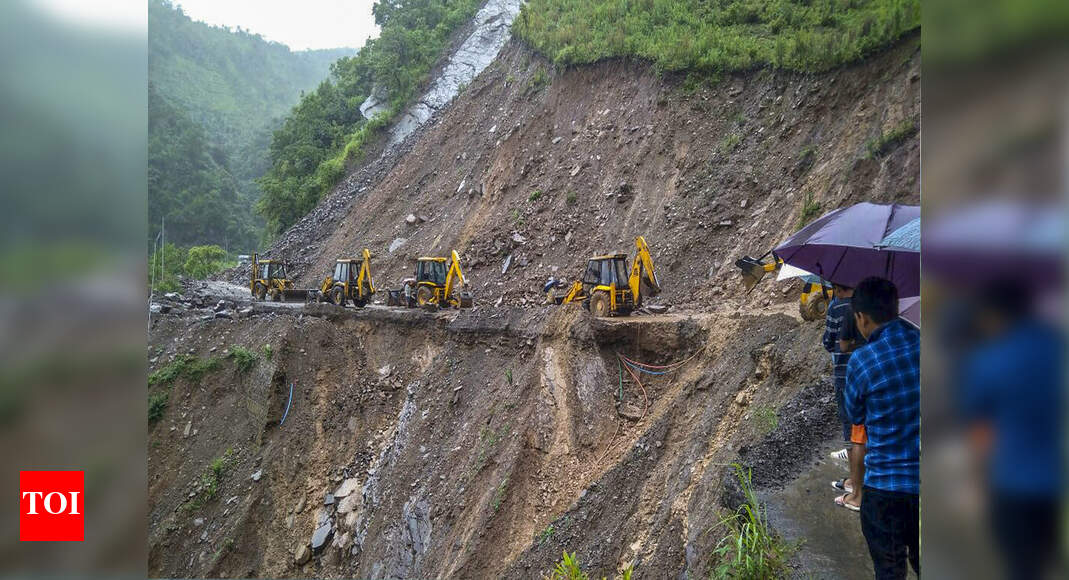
352, 297, 367, 308
416, 285, 434, 307
800, 295, 827, 321
331, 286, 346, 307
589, 291, 611, 317
252, 282, 266, 301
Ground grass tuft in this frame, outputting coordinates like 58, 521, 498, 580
865, 119, 918, 159
712, 464, 796, 579
797, 191, 822, 229
228, 346, 258, 373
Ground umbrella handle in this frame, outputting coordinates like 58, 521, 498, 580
816, 263, 829, 301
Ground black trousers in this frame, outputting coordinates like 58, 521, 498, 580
990, 492, 1059, 580
860, 486, 920, 579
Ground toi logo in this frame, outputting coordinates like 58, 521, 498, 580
19, 471, 84, 541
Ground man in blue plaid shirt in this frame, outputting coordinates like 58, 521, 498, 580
844, 277, 920, 579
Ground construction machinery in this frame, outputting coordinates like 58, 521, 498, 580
250, 254, 304, 302
735, 254, 831, 321
313, 249, 376, 307
387, 250, 473, 309
547, 236, 661, 317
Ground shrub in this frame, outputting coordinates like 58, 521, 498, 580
148, 392, 168, 423
753, 405, 779, 436
712, 465, 795, 579
547, 551, 634, 580
865, 119, 918, 159
538, 524, 556, 545
720, 133, 741, 153
527, 66, 550, 94
528, 189, 543, 202
491, 477, 508, 512
149, 354, 222, 387
261, 344, 273, 360
797, 191, 822, 228
566, 191, 578, 206
228, 346, 258, 373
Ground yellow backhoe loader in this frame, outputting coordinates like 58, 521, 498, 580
546, 236, 661, 317
735, 254, 830, 321
313, 249, 376, 307
250, 253, 303, 302
387, 250, 473, 309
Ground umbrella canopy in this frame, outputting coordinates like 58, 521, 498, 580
776, 263, 823, 284
880, 217, 920, 251
899, 296, 920, 328
774, 202, 920, 297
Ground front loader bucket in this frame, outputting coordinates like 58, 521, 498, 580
735, 256, 769, 293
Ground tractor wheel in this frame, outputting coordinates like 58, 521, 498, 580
589, 291, 611, 317
416, 286, 434, 307
352, 298, 367, 308
331, 286, 346, 307
799, 295, 828, 321
267, 287, 281, 302
252, 282, 266, 301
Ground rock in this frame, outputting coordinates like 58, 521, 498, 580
337, 492, 361, 515
647, 304, 670, 314
740, 199, 748, 208
735, 392, 748, 406
552, 136, 562, 144
378, 364, 393, 378
405, 214, 418, 225
149, 303, 163, 314
193, 518, 204, 527
311, 520, 333, 552
511, 233, 526, 244
456, 179, 466, 194
389, 238, 407, 253
488, 124, 497, 133
564, 231, 573, 244
183, 421, 192, 438
295, 495, 306, 513
570, 165, 582, 177
251, 469, 262, 482
164, 292, 180, 300
335, 478, 360, 498
214, 311, 233, 319
333, 531, 352, 550
501, 254, 512, 274
294, 544, 312, 565
324, 493, 335, 506
618, 404, 643, 421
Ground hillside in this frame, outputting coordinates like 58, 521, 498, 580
148, 0, 353, 250
149, 0, 920, 568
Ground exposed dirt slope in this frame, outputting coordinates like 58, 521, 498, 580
149, 291, 830, 578
251, 34, 919, 313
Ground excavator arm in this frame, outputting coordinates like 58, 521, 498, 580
735, 253, 781, 293
443, 250, 467, 302
357, 248, 376, 298
628, 236, 661, 303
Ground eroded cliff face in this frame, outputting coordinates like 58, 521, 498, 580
149, 289, 833, 578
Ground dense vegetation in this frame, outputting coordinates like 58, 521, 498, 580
148, 0, 352, 252
514, 0, 920, 72
257, 0, 481, 235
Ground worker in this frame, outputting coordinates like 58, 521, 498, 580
844, 277, 920, 579
824, 282, 864, 505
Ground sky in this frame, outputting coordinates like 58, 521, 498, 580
31, 0, 381, 50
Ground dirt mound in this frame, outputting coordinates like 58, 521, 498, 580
243, 34, 919, 316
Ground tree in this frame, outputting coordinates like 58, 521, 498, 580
183, 245, 228, 280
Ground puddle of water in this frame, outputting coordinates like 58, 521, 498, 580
760, 440, 917, 579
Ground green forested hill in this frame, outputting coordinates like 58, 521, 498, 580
148, 0, 353, 252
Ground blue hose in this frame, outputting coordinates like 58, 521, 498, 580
623, 359, 669, 376
279, 382, 294, 426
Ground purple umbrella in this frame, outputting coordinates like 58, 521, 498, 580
773, 202, 920, 297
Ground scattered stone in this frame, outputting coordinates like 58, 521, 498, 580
405, 214, 418, 225
214, 311, 232, 320
295, 495, 306, 513
511, 232, 526, 244
740, 199, 748, 208
164, 292, 180, 300
488, 124, 497, 134
251, 469, 262, 482
334, 478, 359, 498
647, 304, 670, 314
193, 518, 204, 527
294, 544, 311, 565
551, 136, 562, 144
324, 493, 335, 506
619, 404, 643, 421
311, 520, 333, 553
502, 254, 512, 274
389, 238, 407, 253
378, 364, 393, 378
570, 165, 582, 177
456, 179, 466, 194
183, 421, 192, 438
337, 492, 360, 515
735, 392, 748, 406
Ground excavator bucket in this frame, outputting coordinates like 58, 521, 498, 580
735, 256, 770, 293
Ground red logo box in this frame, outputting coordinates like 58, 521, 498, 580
19, 471, 84, 541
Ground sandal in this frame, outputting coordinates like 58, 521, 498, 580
834, 493, 860, 512
830, 448, 849, 461
831, 478, 854, 494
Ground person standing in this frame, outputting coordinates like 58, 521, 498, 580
844, 277, 920, 579
823, 282, 864, 506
